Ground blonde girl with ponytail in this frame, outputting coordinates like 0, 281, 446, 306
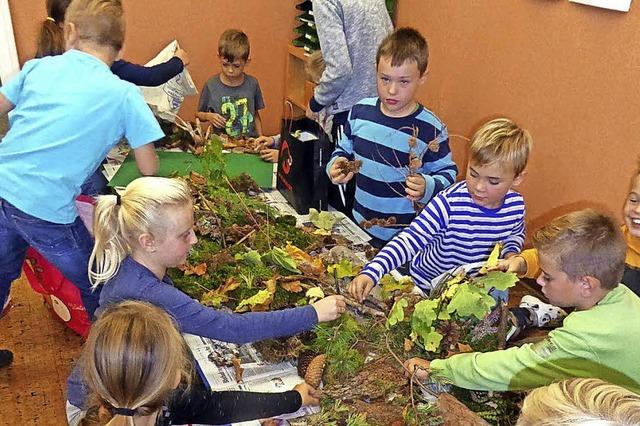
67, 177, 345, 419
79, 301, 319, 426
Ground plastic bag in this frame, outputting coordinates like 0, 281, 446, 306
140, 40, 198, 122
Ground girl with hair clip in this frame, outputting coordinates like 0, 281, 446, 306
67, 176, 346, 419
79, 300, 320, 426
517, 377, 640, 426
37, 0, 190, 86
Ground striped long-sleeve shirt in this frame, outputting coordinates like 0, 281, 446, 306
326, 97, 458, 241
361, 181, 526, 291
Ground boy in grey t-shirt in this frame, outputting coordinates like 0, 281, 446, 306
197, 29, 265, 138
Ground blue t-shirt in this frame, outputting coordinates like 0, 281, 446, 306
0, 50, 163, 224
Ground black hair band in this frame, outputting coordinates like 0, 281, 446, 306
111, 406, 137, 416
115, 193, 121, 205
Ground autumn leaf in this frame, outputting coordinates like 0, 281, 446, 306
457, 343, 473, 353
281, 280, 304, 293
235, 289, 273, 312
183, 262, 207, 276
284, 243, 313, 264
190, 171, 207, 186
404, 338, 414, 352
479, 242, 503, 274
200, 277, 241, 308
298, 258, 325, 277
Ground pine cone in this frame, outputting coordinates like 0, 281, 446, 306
297, 350, 320, 378
304, 354, 326, 388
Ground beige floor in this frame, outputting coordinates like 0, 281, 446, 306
0, 275, 83, 426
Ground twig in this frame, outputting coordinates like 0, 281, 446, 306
231, 228, 257, 248
344, 298, 386, 318
497, 302, 508, 350
384, 334, 438, 398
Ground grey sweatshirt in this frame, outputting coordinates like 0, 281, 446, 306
310, 0, 393, 114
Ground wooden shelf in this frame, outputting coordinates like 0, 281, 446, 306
284, 44, 316, 117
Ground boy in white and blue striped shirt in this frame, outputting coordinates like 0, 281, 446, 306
350, 118, 533, 299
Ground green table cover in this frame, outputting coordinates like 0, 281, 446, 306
108, 150, 275, 188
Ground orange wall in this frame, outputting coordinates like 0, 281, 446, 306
9, 1, 640, 228
8, 0, 295, 135
395, 0, 640, 229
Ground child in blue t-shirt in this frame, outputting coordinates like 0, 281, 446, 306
0, 0, 162, 318
197, 29, 265, 138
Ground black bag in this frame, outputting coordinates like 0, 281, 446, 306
277, 107, 331, 215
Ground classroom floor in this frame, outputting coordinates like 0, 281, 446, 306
0, 274, 83, 426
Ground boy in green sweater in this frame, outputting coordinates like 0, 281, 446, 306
405, 209, 640, 394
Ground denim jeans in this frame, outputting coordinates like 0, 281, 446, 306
80, 168, 108, 196
0, 199, 100, 317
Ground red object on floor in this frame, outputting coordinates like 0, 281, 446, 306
22, 248, 91, 338
20, 195, 95, 338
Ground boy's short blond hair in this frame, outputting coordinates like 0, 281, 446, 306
470, 118, 532, 177
218, 29, 250, 62
517, 378, 640, 426
376, 27, 428, 75
532, 209, 626, 290
65, 0, 124, 52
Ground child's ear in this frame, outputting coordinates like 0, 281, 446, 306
64, 22, 79, 50
578, 275, 600, 297
138, 233, 157, 253
418, 65, 429, 85
512, 170, 527, 187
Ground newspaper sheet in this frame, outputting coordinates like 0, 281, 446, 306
183, 333, 319, 426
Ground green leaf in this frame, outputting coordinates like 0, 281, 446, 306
446, 284, 495, 319
379, 274, 414, 300
327, 258, 359, 279
422, 330, 444, 352
308, 208, 337, 231
475, 270, 518, 291
234, 250, 263, 267
235, 289, 272, 312
261, 247, 301, 273
386, 298, 408, 329
411, 299, 439, 339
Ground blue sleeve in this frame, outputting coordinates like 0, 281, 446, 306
111, 57, 184, 87
66, 363, 89, 409
326, 109, 356, 175
361, 193, 449, 284
140, 280, 318, 344
121, 86, 164, 148
0, 60, 35, 105
502, 208, 526, 256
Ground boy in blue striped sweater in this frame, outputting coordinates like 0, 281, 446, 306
327, 28, 458, 246
350, 118, 532, 300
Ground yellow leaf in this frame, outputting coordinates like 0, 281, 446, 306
306, 287, 325, 302
313, 228, 332, 236
284, 243, 313, 264
479, 242, 502, 274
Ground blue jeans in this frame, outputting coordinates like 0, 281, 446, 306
80, 168, 108, 196
0, 199, 100, 317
